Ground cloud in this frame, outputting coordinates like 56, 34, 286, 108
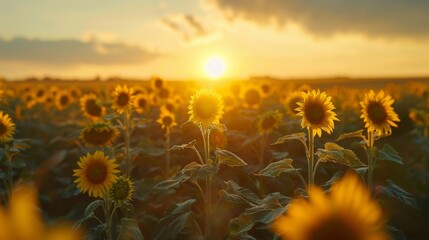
204, 0, 429, 38
0, 37, 159, 65
160, 14, 213, 43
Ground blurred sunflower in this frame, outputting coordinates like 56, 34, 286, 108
0, 111, 15, 143
284, 91, 303, 117
34, 86, 47, 103
81, 122, 119, 147
109, 175, 135, 205
0, 184, 83, 240
151, 76, 164, 90
156, 86, 172, 103
43, 94, 55, 110
55, 91, 72, 111
210, 128, 228, 149
222, 93, 237, 112
74, 151, 120, 198
242, 86, 263, 109
22, 92, 37, 109
160, 99, 179, 113
296, 90, 338, 137
259, 80, 274, 97
68, 86, 82, 99
49, 86, 60, 97
132, 86, 148, 96
80, 93, 106, 121
272, 172, 387, 240
112, 85, 135, 114
188, 88, 224, 128
257, 110, 283, 134
360, 90, 400, 136
157, 110, 177, 130
133, 93, 151, 114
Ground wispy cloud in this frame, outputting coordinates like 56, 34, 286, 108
204, 0, 429, 38
0, 37, 159, 66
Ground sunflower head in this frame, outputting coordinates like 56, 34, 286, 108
259, 81, 274, 97
257, 110, 283, 134
272, 172, 387, 240
0, 112, 15, 143
55, 91, 72, 111
109, 175, 135, 205
222, 93, 237, 112
360, 90, 400, 136
296, 90, 339, 137
156, 87, 172, 102
112, 85, 135, 114
81, 122, 119, 147
34, 86, 47, 103
151, 77, 164, 90
188, 88, 224, 128
80, 93, 106, 121
242, 86, 263, 109
157, 110, 178, 130
73, 151, 120, 198
284, 91, 304, 117
133, 93, 151, 114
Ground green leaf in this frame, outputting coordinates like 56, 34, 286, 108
336, 130, 365, 142
152, 199, 196, 240
154, 172, 190, 191
256, 158, 299, 177
168, 139, 197, 151
380, 180, 417, 209
377, 144, 403, 164
220, 181, 261, 205
316, 142, 365, 167
215, 149, 247, 167
271, 132, 306, 145
116, 218, 144, 240
182, 162, 217, 181
74, 200, 103, 229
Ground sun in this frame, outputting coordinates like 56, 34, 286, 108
204, 56, 226, 79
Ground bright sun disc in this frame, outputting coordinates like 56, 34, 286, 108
204, 56, 226, 79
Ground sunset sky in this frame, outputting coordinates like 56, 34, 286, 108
1, 0, 429, 80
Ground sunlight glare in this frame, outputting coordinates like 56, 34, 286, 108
204, 56, 226, 80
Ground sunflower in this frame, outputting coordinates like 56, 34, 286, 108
22, 92, 37, 109
259, 80, 274, 97
284, 91, 304, 117
272, 172, 387, 240
111, 85, 135, 114
151, 76, 164, 90
55, 90, 72, 111
109, 175, 135, 205
188, 88, 224, 128
157, 110, 178, 130
133, 93, 151, 114
160, 98, 179, 113
156, 86, 172, 103
80, 122, 119, 147
74, 151, 120, 198
34, 86, 47, 103
296, 90, 339, 137
242, 86, 263, 109
0, 112, 15, 143
360, 90, 400, 136
80, 93, 106, 121
257, 110, 283, 134
222, 93, 237, 112
68, 86, 82, 99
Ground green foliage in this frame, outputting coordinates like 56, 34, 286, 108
256, 159, 300, 177
377, 144, 403, 164
316, 142, 365, 167
215, 149, 247, 167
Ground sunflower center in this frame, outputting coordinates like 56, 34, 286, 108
195, 100, 218, 119
117, 93, 130, 107
244, 89, 261, 106
155, 79, 163, 88
261, 116, 276, 130
83, 128, 114, 146
305, 102, 325, 124
86, 161, 108, 184
367, 102, 387, 124
85, 99, 102, 117
60, 95, 69, 106
261, 84, 270, 94
0, 122, 7, 136
162, 116, 173, 127
138, 98, 147, 108
158, 88, 170, 99
36, 89, 45, 98
307, 216, 361, 240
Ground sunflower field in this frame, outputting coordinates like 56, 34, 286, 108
0, 77, 428, 240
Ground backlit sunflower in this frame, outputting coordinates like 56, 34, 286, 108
133, 93, 151, 114
150, 76, 164, 90
74, 151, 120, 198
296, 90, 338, 137
55, 91, 72, 111
259, 80, 274, 97
111, 85, 135, 114
156, 86, 172, 103
0, 111, 15, 143
272, 172, 387, 240
80, 122, 119, 147
360, 90, 400, 136
257, 110, 283, 134
188, 88, 224, 128
284, 91, 303, 117
109, 175, 135, 205
157, 110, 177, 130
242, 86, 263, 109
80, 93, 106, 121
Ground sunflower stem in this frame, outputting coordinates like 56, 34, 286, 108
124, 109, 132, 175
367, 131, 375, 192
165, 126, 171, 177
308, 128, 315, 187
200, 126, 213, 238
104, 197, 113, 240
